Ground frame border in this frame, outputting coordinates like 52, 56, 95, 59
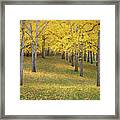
0, 0, 119, 119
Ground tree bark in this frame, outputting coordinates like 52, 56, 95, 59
84, 50, 86, 61
42, 35, 45, 58
97, 31, 100, 86
87, 50, 90, 62
61, 51, 65, 59
36, 20, 38, 59
69, 54, 72, 63
74, 51, 78, 71
30, 23, 36, 72
79, 44, 83, 76
20, 21, 24, 85
41, 22, 48, 58
96, 53, 98, 66
90, 50, 93, 64
71, 51, 74, 66
93, 52, 95, 61
32, 50, 36, 72
47, 47, 50, 56
66, 51, 69, 63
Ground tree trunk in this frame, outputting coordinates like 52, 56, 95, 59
87, 50, 90, 62
84, 50, 86, 61
32, 50, 36, 72
41, 22, 48, 58
30, 23, 36, 72
47, 47, 50, 56
90, 50, 93, 64
42, 36, 45, 58
79, 44, 83, 76
96, 53, 98, 66
97, 31, 100, 86
20, 60, 23, 85
50, 50, 54, 56
71, 51, 74, 66
69, 54, 72, 63
36, 20, 38, 59
66, 51, 69, 63
20, 21, 24, 85
93, 52, 95, 61
74, 51, 78, 71
61, 51, 65, 59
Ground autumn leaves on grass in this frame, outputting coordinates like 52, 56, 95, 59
20, 20, 100, 100
20, 56, 100, 100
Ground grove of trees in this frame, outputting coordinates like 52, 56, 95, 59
20, 20, 100, 86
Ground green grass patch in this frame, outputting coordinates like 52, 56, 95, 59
20, 55, 100, 100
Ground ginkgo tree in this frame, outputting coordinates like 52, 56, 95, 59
20, 20, 100, 86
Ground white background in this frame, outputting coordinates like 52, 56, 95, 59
5, 5, 115, 115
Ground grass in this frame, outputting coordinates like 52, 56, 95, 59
20, 55, 100, 100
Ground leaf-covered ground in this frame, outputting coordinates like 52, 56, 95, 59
20, 56, 100, 100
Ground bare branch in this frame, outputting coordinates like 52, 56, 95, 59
42, 21, 49, 32
24, 24, 32, 32
81, 22, 100, 33
20, 43, 31, 50
85, 23, 100, 32
25, 31, 33, 40
36, 21, 49, 38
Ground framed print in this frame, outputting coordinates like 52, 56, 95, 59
0, 0, 119, 119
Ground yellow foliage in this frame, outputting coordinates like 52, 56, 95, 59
20, 20, 100, 54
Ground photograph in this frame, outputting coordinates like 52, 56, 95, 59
20, 20, 100, 100
1, 0, 118, 119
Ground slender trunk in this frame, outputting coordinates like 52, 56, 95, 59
74, 51, 78, 71
42, 36, 45, 58
66, 51, 69, 63
79, 44, 83, 76
32, 49, 36, 72
45, 49, 47, 56
96, 53, 98, 66
41, 22, 48, 58
50, 50, 54, 56
93, 52, 95, 61
36, 20, 38, 59
69, 54, 72, 63
47, 47, 50, 56
90, 50, 93, 64
97, 31, 100, 86
20, 58, 23, 85
87, 50, 90, 62
74, 25, 79, 71
30, 23, 36, 72
61, 51, 65, 59
84, 50, 86, 61
71, 51, 74, 66
20, 21, 24, 85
